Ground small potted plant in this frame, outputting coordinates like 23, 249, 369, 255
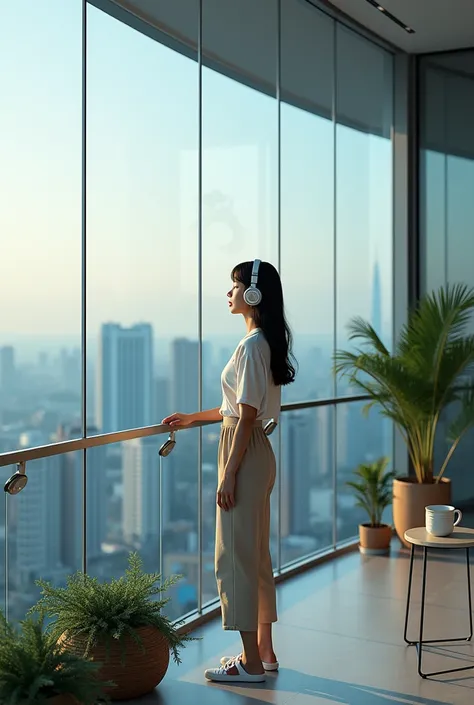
33, 553, 195, 701
0, 610, 108, 705
346, 457, 395, 555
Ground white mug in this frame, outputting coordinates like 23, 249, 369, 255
425, 504, 462, 537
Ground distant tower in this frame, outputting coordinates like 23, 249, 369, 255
171, 339, 199, 414
371, 259, 382, 337
0, 346, 15, 394
96, 323, 153, 433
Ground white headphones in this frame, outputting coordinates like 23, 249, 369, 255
244, 259, 262, 306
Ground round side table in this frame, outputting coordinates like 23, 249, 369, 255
404, 526, 474, 678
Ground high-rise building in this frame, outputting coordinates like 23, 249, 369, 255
60, 347, 81, 392
171, 339, 198, 413
96, 323, 153, 433
123, 436, 161, 571
281, 413, 312, 537
154, 377, 170, 423
13, 431, 61, 582
0, 346, 15, 395
59, 425, 107, 571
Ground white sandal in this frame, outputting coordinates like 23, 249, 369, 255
205, 656, 266, 683
220, 653, 279, 671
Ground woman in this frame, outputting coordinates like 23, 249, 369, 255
163, 259, 296, 684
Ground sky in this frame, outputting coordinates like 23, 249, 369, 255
0, 0, 394, 352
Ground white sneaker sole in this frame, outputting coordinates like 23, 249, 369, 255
220, 655, 279, 671
205, 660, 266, 683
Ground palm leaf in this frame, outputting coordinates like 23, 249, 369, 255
335, 283, 474, 483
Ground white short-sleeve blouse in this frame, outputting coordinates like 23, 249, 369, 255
219, 328, 281, 421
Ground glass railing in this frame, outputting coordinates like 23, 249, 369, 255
0, 394, 392, 625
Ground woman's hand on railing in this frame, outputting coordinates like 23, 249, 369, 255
162, 412, 196, 428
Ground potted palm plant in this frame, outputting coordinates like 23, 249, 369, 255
335, 283, 474, 546
0, 610, 108, 705
32, 553, 195, 701
347, 457, 395, 555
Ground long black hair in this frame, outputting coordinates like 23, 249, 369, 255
232, 261, 297, 386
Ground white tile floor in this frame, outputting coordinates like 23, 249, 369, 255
123, 542, 474, 705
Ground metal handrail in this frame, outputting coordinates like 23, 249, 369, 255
0, 394, 369, 467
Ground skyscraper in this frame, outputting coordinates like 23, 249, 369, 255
171, 338, 198, 413
154, 377, 170, 424
122, 436, 161, 572
96, 324, 153, 433
59, 425, 107, 570
0, 346, 15, 395
13, 431, 61, 581
281, 412, 312, 537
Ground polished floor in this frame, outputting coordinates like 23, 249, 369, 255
125, 542, 474, 705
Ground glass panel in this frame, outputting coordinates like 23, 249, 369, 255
0, 466, 14, 616
86, 433, 199, 621
6, 452, 83, 624
335, 27, 393, 396
268, 428, 280, 572
161, 428, 199, 618
336, 401, 393, 544
419, 149, 446, 293
86, 2, 199, 434
280, 1, 335, 403
201, 426, 219, 607
0, 1, 82, 442
201, 0, 279, 410
201, 0, 279, 601
280, 407, 334, 567
419, 51, 474, 521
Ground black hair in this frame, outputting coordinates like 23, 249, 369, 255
231, 261, 297, 386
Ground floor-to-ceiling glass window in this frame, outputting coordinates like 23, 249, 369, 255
201, 0, 280, 595
335, 25, 394, 543
419, 50, 474, 522
280, 0, 335, 562
86, 1, 200, 616
0, 0, 83, 622
0, 0, 395, 624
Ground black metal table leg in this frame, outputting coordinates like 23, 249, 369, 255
404, 543, 415, 644
467, 547, 473, 640
405, 545, 474, 678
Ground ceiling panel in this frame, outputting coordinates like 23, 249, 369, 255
327, 0, 474, 53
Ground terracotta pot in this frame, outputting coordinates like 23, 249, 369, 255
358, 523, 392, 555
393, 477, 452, 547
59, 626, 170, 701
47, 696, 79, 705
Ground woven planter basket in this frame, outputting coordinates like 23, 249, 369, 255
58, 626, 170, 701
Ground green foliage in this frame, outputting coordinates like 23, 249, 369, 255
346, 457, 396, 527
32, 553, 196, 666
334, 283, 474, 483
0, 610, 108, 705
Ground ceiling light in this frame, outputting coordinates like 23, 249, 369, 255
364, 0, 416, 34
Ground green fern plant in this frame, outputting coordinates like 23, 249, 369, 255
346, 457, 396, 527
0, 610, 109, 704
334, 283, 474, 483
32, 553, 196, 665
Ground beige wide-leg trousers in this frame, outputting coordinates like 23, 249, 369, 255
215, 417, 277, 631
